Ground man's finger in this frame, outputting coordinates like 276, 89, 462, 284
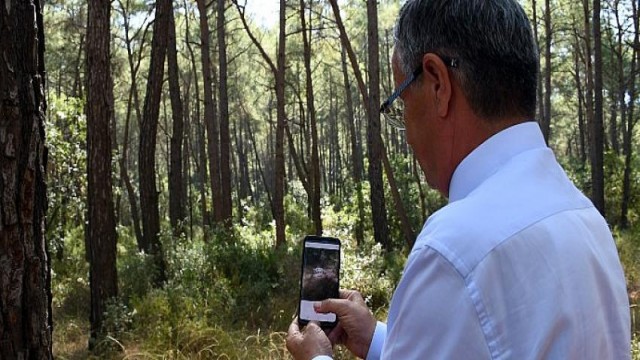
339, 289, 366, 305
307, 321, 322, 331
314, 298, 351, 317
288, 317, 302, 337
327, 322, 345, 345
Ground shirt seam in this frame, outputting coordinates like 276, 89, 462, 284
408, 244, 495, 358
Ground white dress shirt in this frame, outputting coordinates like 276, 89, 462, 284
312, 122, 630, 360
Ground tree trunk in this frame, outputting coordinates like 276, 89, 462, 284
274, 0, 287, 248
117, 0, 148, 249
591, 0, 605, 215
168, 7, 186, 237
217, 0, 233, 225
86, 0, 118, 347
184, 6, 210, 239
541, 0, 552, 142
531, 0, 545, 127
620, 0, 638, 229
139, 0, 171, 286
197, 0, 223, 225
572, 26, 588, 165
366, 0, 390, 250
340, 47, 365, 246
300, 0, 322, 235
234, 0, 286, 247
245, 111, 274, 212
0, 0, 53, 357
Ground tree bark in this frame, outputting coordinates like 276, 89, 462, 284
217, 0, 233, 225
86, 0, 118, 347
365, 0, 390, 250
168, 7, 186, 236
274, 0, 287, 248
572, 25, 588, 165
541, 0, 552, 142
531, 0, 545, 127
139, 0, 171, 286
620, 0, 639, 228
299, 0, 322, 235
0, 0, 52, 357
197, 0, 223, 225
591, 0, 605, 215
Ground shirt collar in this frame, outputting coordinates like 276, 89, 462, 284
448, 121, 547, 203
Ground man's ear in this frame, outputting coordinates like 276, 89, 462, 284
421, 53, 453, 118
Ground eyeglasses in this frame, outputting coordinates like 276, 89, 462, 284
380, 55, 459, 130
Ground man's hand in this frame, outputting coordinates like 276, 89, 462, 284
286, 319, 333, 360
315, 290, 377, 359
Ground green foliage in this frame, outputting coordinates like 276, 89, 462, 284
46, 94, 87, 262
633, 334, 640, 360
615, 227, 640, 288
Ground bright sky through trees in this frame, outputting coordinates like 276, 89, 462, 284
245, 0, 279, 29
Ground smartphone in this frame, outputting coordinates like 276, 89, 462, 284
297, 235, 341, 328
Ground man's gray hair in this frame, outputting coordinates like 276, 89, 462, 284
394, 0, 539, 120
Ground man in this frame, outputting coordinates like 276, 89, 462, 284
287, 0, 631, 359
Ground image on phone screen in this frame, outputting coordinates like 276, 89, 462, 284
299, 237, 340, 325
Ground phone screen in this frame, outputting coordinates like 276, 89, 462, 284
298, 236, 341, 327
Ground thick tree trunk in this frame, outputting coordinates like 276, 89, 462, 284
366, 0, 390, 250
139, 0, 171, 286
168, 7, 186, 236
86, 0, 118, 347
217, 0, 233, 225
0, 0, 52, 357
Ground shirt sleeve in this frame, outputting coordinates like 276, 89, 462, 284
381, 245, 491, 359
365, 321, 387, 360
311, 356, 333, 360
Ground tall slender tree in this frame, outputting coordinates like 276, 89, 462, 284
234, 0, 287, 247
367, 0, 390, 250
168, 6, 186, 236
196, 0, 223, 225
116, 0, 148, 248
0, 0, 52, 357
591, 0, 605, 215
139, 0, 171, 285
340, 48, 365, 245
86, 0, 118, 347
217, 0, 233, 225
541, 0, 552, 143
299, 0, 323, 235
